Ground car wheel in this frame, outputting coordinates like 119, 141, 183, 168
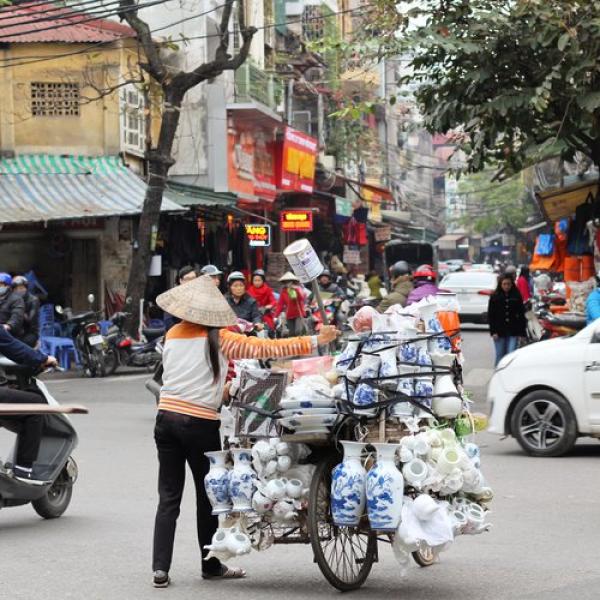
511, 390, 577, 457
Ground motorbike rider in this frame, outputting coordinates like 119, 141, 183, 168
377, 261, 413, 313
247, 269, 276, 332
11, 275, 40, 347
406, 264, 439, 305
0, 327, 57, 481
317, 270, 344, 298
0, 273, 25, 338
225, 272, 263, 329
200, 264, 222, 287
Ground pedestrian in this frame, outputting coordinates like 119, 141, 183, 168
488, 274, 526, 366
10, 275, 40, 347
406, 264, 439, 305
0, 272, 25, 338
200, 264, 222, 288
152, 275, 338, 587
164, 266, 198, 331
377, 261, 413, 313
367, 270, 382, 300
246, 269, 276, 331
275, 272, 308, 336
224, 271, 263, 328
516, 266, 532, 303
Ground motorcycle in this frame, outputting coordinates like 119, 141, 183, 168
103, 312, 164, 375
57, 296, 109, 377
0, 359, 87, 518
537, 308, 587, 339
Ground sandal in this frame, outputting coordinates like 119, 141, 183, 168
202, 565, 246, 580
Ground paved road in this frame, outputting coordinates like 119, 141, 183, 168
2, 330, 600, 599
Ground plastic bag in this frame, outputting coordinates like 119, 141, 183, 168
567, 278, 594, 312
396, 496, 454, 550
349, 306, 379, 332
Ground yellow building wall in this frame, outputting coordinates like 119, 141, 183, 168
0, 41, 161, 158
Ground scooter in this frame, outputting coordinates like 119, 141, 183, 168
104, 312, 164, 375
0, 359, 87, 518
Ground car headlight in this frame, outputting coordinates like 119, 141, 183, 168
495, 354, 517, 372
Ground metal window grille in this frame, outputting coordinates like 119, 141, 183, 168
302, 5, 324, 41
30, 82, 80, 117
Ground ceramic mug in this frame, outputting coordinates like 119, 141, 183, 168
402, 458, 428, 488
277, 455, 292, 472
286, 478, 304, 499
412, 436, 430, 458
437, 447, 462, 474
399, 446, 414, 464
276, 442, 290, 456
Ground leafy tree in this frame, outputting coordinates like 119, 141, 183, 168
340, 0, 600, 174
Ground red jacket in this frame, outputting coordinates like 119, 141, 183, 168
516, 276, 531, 302
247, 283, 276, 329
275, 286, 306, 319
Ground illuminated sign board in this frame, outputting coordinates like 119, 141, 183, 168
280, 210, 313, 232
280, 127, 318, 193
245, 223, 271, 247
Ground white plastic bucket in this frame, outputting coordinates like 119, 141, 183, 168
283, 238, 324, 283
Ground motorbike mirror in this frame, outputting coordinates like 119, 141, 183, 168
87, 293, 95, 305
55, 305, 64, 314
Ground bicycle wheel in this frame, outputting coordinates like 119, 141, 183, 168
308, 453, 377, 591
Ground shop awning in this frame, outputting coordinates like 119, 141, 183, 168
0, 154, 185, 224
435, 233, 466, 250
164, 182, 237, 207
536, 180, 600, 222
380, 209, 411, 224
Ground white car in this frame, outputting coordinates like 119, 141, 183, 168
487, 322, 600, 456
439, 271, 497, 323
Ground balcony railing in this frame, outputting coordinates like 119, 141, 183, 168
233, 63, 283, 113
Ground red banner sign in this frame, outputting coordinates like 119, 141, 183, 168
280, 127, 318, 193
280, 209, 313, 232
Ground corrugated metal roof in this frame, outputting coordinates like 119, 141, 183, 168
0, 3, 135, 43
0, 155, 185, 224
164, 181, 237, 207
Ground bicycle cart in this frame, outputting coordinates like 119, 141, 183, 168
212, 317, 491, 592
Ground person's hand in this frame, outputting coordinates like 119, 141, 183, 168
255, 322, 264, 331
317, 325, 339, 346
44, 356, 58, 368
492, 334, 499, 341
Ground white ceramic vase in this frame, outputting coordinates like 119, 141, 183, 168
432, 374, 462, 419
228, 448, 257, 512
331, 441, 367, 527
366, 443, 404, 531
204, 450, 231, 515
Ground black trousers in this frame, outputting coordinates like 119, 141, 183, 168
0, 386, 46, 467
152, 410, 222, 574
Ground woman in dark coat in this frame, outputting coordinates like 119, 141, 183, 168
488, 274, 526, 366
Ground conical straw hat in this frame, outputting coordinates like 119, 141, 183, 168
279, 271, 299, 282
156, 275, 237, 327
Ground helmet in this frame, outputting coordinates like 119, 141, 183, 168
0, 273, 12, 286
389, 261, 410, 278
11, 275, 28, 287
252, 269, 266, 279
413, 264, 436, 281
227, 271, 246, 285
319, 269, 332, 279
201, 264, 223, 276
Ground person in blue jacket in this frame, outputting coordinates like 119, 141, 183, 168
586, 285, 600, 324
0, 327, 57, 481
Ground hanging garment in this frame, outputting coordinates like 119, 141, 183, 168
535, 233, 555, 256
567, 196, 594, 255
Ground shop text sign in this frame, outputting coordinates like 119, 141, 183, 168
245, 223, 271, 247
280, 210, 313, 232
280, 127, 318, 193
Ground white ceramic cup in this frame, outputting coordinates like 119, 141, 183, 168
412, 437, 431, 458
264, 460, 278, 478
264, 478, 286, 501
399, 446, 414, 464
286, 478, 303, 499
276, 442, 290, 456
277, 455, 292, 472
253, 440, 272, 462
439, 428, 457, 447
402, 458, 428, 488
437, 447, 462, 474
269, 437, 280, 448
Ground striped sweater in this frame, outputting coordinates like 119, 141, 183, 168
158, 321, 316, 420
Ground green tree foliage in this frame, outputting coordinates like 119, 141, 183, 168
455, 172, 530, 234
346, 0, 600, 173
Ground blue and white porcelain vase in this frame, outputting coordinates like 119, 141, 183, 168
393, 369, 415, 417
204, 450, 232, 515
331, 441, 367, 527
228, 448, 257, 512
366, 443, 404, 531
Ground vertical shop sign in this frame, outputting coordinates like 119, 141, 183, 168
245, 223, 271, 247
280, 126, 318, 193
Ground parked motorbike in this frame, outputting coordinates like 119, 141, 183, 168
0, 358, 87, 518
537, 308, 587, 339
57, 295, 109, 377
103, 312, 163, 375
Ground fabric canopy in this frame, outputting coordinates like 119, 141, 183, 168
536, 180, 599, 222
0, 154, 184, 224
